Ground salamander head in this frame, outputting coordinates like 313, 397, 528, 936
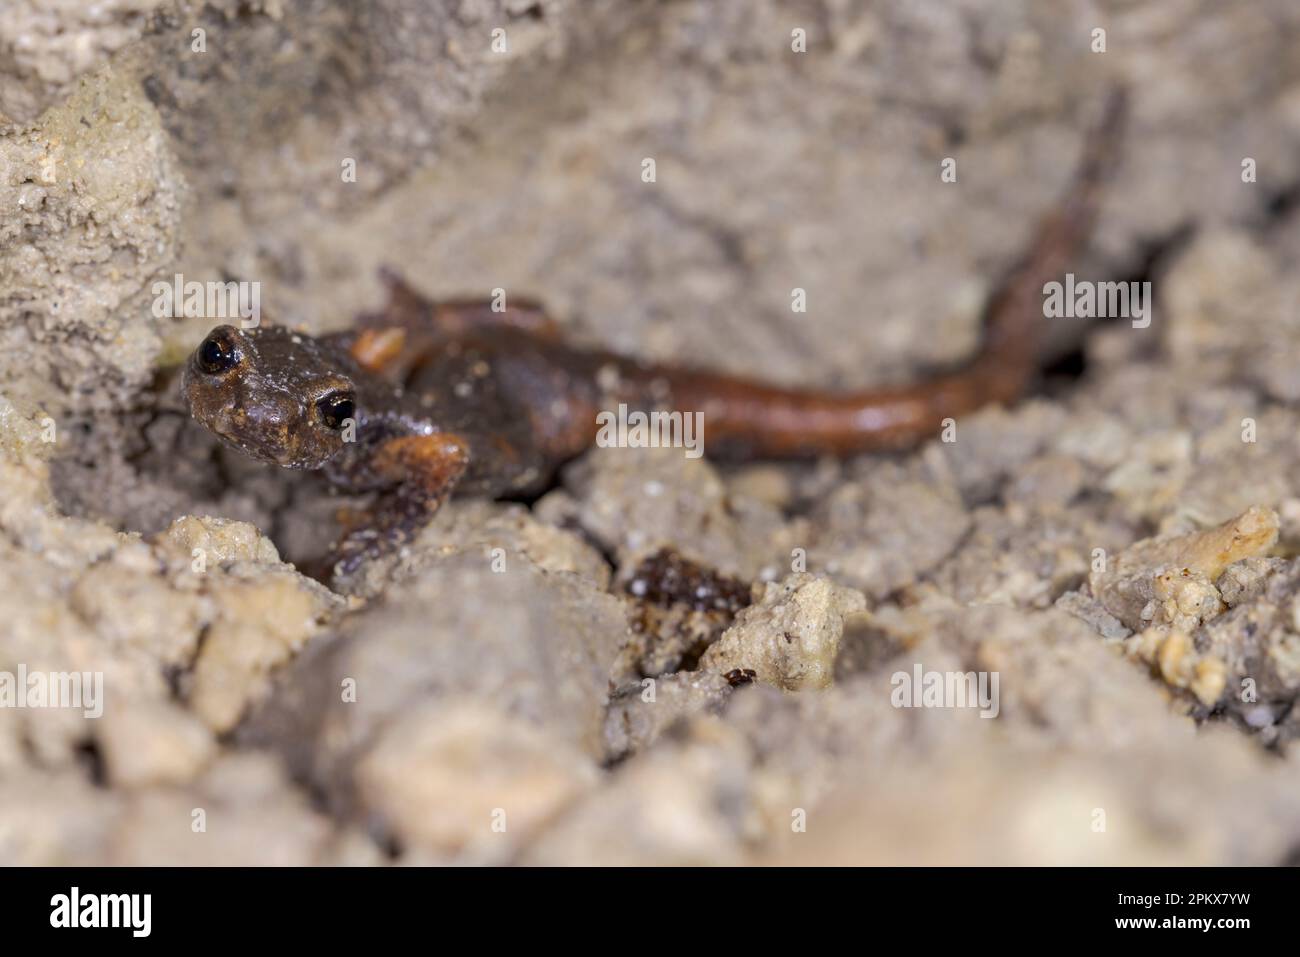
183, 325, 358, 469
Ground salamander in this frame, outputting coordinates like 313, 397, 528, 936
182, 91, 1127, 582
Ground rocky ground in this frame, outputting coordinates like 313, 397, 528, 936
4, 0, 1300, 865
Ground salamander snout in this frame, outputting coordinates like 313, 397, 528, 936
215, 389, 300, 463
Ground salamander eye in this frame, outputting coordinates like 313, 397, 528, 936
316, 391, 355, 430
196, 330, 240, 374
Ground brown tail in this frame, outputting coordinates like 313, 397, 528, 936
652, 88, 1130, 458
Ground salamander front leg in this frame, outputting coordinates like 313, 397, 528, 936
329, 432, 471, 582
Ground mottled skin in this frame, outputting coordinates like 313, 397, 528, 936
183, 91, 1127, 581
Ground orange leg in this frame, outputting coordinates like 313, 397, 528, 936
330, 432, 471, 580
350, 269, 562, 377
